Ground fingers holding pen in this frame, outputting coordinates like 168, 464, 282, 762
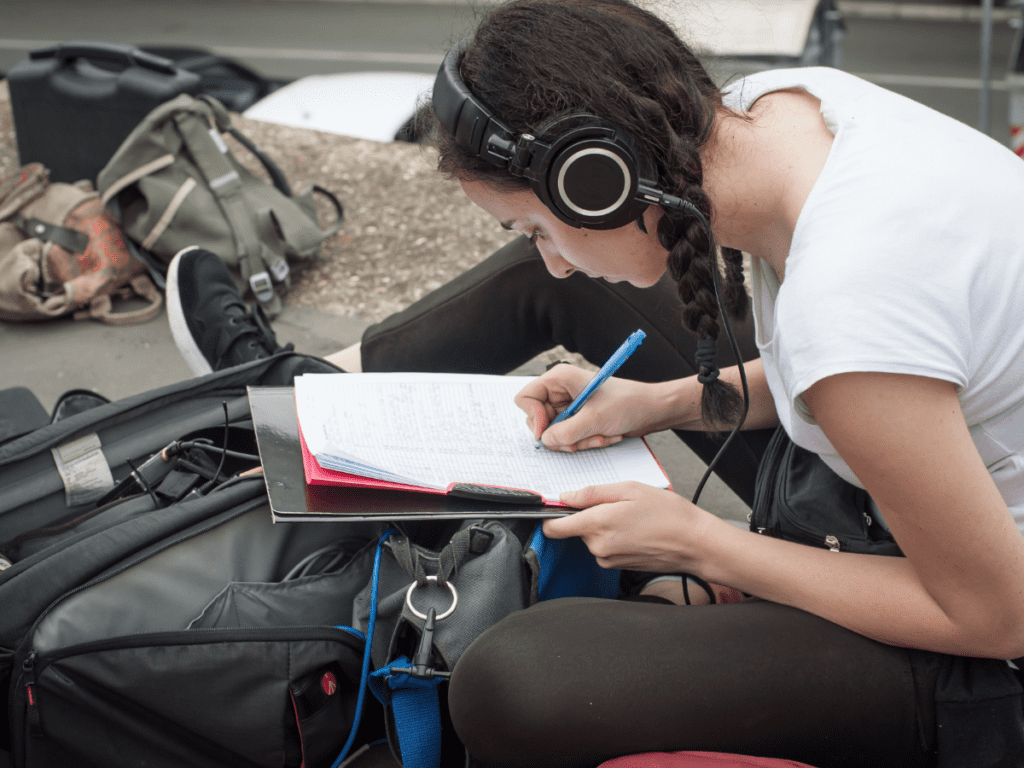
545, 427, 625, 453
514, 364, 597, 442
518, 330, 652, 451
515, 369, 626, 450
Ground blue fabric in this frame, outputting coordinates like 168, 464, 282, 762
528, 523, 620, 600
369, 657, 444, 768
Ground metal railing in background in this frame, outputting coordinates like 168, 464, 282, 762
981, 0, 995, 134
1008, 0, 1024, 154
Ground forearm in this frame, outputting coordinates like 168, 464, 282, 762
696, 517, 1024, 658
649, 358, 778, 433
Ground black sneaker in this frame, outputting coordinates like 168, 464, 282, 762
166, 246, 290, 375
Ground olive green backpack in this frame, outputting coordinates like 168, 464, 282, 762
97, 94, 343, 316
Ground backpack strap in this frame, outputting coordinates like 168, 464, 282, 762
171, 107, 286, 312
226, 126, 291, 196
369, 658, 444, 768
74, 275, 163, 326
9, 215, 89, 253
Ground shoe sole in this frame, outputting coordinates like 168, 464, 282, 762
166, 247, 214, 377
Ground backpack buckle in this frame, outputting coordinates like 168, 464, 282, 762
270, 259, 290, 283
248, 271, 275, 303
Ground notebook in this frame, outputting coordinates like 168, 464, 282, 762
249, 386, 558, 522
293, 372, 671, 506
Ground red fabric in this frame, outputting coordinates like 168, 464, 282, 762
598, 752, 818, 768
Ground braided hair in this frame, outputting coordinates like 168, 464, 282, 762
430, 0, 749, 428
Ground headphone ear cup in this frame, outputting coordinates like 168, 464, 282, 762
550, 141, 633, 216
530, 117, 653, 230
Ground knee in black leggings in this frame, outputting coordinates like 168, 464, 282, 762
449, 598, 618, 768
449, 598, 935, 768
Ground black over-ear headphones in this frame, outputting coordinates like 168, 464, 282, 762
432, 39, 693, 230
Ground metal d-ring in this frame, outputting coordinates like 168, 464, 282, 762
405, 575, 458, 621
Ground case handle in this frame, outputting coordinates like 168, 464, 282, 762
30, 41, 178, 76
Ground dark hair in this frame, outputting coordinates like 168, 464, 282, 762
429, 0, 749, 428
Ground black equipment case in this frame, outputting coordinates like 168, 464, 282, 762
7, 41, 201, 184
0, 353, 391, 767
137, 46, 288, 114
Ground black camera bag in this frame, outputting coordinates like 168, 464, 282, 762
0, 353, 390, 767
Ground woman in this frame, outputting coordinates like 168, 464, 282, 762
415, 0, 1024, 765
163, 0, 1024, 760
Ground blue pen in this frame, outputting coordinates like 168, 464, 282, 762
535, 329, 646, 449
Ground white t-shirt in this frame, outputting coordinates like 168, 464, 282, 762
722, 68, 1024, 533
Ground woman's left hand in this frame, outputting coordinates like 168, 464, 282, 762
542, 482, 712, 573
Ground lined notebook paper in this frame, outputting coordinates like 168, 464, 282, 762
293, 373, 670, 505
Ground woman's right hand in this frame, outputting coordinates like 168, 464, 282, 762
514, 364, 686, 451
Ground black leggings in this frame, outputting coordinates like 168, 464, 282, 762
354, 237, 940, 765
448, 599, 936, 768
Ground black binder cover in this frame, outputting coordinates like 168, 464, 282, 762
248, 387, 562, 522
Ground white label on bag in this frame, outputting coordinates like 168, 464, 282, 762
51, 433, 115, 507
209, 171, 240, 189
209, 128, 229, 154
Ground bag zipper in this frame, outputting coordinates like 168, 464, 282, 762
749, 427, 788, 536
17, 625, 364, 747
21, 651, 39, 736
10, 491, 267, 722
751, 428, 849, 551
31, 624, 363, 672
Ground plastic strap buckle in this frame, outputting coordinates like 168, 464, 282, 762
270, 259, 290, 283
249, 271, 275, 304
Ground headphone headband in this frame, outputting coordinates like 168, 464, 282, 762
433, 41, 521, 169
433, 39, 668, 230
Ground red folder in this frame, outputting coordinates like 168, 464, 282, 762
297, 424, 573, 506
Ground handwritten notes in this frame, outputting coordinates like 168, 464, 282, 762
294, 373, 669, 502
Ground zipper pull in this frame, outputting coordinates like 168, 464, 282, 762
23, 652, 41, 735
824, 535, 841, 552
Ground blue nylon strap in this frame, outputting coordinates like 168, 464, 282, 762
369, 657, 444, 768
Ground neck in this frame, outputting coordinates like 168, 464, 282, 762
700, 91, 834, 280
